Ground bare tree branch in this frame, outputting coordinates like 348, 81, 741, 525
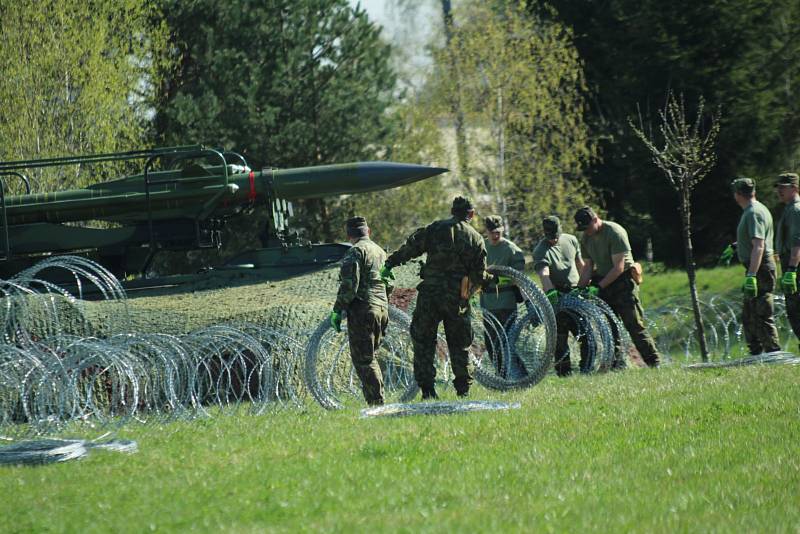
629, 90, 722, 362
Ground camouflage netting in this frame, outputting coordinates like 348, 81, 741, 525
113, 262, 423, 336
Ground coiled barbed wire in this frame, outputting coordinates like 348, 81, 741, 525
472, 265, 556, 390
360, 400, 521, 418
0, 323, 310, 438
0, 256, 333, 438
0, 256, 130, 344
304, 306, 436, 410
683, 351, 800, 369
0, 437, 137, 465
645, 294, 797, 362
553, 293, 614, 372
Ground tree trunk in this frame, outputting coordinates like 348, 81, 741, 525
440, 0, 470, 192
496, 87, 509, 236
681, 189, 709, 361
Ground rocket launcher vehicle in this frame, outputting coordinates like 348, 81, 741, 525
0, 145, 447, 279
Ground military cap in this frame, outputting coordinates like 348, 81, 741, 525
542, 215, 561, 239
451, 195, 474, 213
484, 215, 504, 231
775, 172, 799, 187
345, 215, 368, 237
574, 206, 597, 231
731, 177, 755, 195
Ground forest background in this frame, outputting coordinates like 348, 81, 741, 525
1, 0, 799, 268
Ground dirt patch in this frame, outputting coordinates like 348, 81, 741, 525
389, 287, 417, 312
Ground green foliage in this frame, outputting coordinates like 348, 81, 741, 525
2, 367, 797, 531
428, 1, 596, 250
155, 0, 397, 244
539, 0, 800, 263
335, 98, 450, 250
0, 0, 171, 191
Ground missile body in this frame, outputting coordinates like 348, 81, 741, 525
1, 161, 447, 226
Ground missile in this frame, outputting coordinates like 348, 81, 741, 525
0, 161, 448, 226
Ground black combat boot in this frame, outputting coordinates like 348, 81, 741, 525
456, 389, 469, 398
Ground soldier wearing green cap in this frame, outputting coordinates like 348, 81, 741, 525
732, 177, 781, 354
382, 196, 491, 399
480, 214, 525, 376
573, 206, 661, 367
532, 215, 590, 375
330, 216, 390, 405
775, 172, 800, 347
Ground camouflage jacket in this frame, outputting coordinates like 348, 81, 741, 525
334, 237, 389, 313
386, 216, 489, 290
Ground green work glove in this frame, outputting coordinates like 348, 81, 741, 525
742, 274, 757, 298
329, 310, 342, 332
496, 275, 513, 287
718, 243, 736, 266
569, 287, 583, 296
380, 265, 395, 285
584, 285, 600, 298
546, 289, 559, 307
781, 268, 797, 295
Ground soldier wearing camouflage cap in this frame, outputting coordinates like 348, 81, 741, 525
532, 215, 590, 375
732, 177, 780, 354
480, 214, 525, 377
382, 196, 492, 399
330, 216, 390, 405
775, 172, 800, 348
573, 206, 660, 367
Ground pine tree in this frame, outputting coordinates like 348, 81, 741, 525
155, 0, 397, 244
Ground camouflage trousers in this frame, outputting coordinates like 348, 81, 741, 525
482, 308, 515, 377
411, 287, 474, 395
346, 301, 389, 405
741, 262, 780, 355
597, 271, 661, 367
555, 310, 590, 376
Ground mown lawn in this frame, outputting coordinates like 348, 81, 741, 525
1, 366, 797, 533
639, 264, 742, 309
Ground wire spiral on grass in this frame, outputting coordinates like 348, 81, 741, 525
472, 265, 556, 390
551, 293, 612, 372
360, 400, 521, 418
684, 351, 800, 369
0, 256, 318, 438
304, 306, 432, 410
645, 294, 796, 362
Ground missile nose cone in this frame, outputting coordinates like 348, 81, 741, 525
415, 165, 449, 179
270, 162, 450, 200
360, 162, 449, 188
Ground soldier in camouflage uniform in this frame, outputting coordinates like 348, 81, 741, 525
731, 178, 781, 354
775, 172, 800, 348
382, 196, 491, 399
330, 216, 389, 406
532, 216, 589, 376
480, 215, 526, 376
574, 207, 661, 367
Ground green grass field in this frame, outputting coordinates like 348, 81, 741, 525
639, 263, 742, 309
1, 366, 798, 533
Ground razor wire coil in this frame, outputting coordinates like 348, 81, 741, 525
472, 265, 556, 390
